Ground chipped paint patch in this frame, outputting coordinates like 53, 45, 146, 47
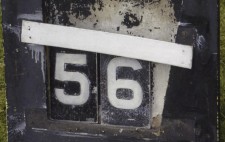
91, 87, 97, 94
9, 122, 26, 135
151, 114, 162, 129
3, 24, 21, 38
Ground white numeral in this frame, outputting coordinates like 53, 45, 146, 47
107, 57, 143, 109
55, 53, 90, 105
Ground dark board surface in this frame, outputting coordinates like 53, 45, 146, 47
2, 0, 218, 141
25, 108, 196, 141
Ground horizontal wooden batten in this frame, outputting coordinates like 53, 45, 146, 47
21, 20, 193, 69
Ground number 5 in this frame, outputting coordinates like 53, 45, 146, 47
55, 53, 90, 105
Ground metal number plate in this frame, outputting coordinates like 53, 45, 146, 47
100, 54, 151, 127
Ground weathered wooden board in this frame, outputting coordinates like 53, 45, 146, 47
21, 20, 193, 69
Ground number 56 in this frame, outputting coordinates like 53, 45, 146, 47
54, 54, 144, 110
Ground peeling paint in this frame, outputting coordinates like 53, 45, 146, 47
49, 0, 178, 41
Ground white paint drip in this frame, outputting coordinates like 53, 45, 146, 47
19, 10, 44, 83
178, 22, 191, 26
17, 11, 43, 21
27, 44, 45, 82
196, 34, 206, 48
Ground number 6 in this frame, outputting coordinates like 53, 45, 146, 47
107, 57, 143, 110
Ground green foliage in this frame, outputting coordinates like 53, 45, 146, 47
221, 0, 225, 141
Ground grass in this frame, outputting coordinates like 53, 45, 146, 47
0, 1, 6, 141
0, 18, 6, 142
221, 0, 225, 141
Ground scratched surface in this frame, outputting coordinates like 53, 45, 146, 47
2, 0, 218, 141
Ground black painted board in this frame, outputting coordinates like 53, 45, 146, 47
2, 0, 47, 141
100, 55, 150, 128
2, 0, 218, 141
162, 0, 218, 141
24, 129, 159, 142
49, 48, 98, 122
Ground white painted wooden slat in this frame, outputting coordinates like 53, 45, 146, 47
21, 20, 193, 69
